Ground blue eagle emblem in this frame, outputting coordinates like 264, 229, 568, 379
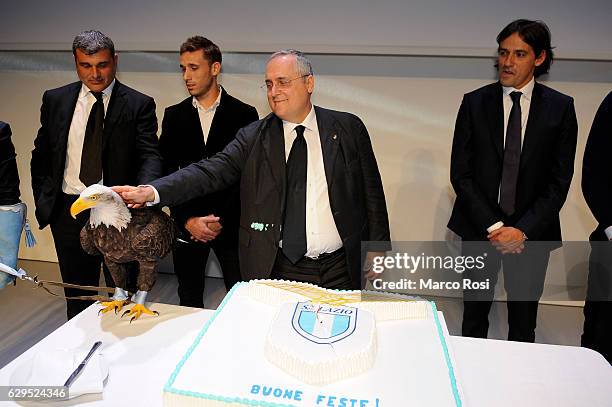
291, 302, 357, 344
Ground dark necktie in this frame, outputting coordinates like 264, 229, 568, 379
499, 91, 522, 216
282, 125, 308, 264
79, 91, 104, 185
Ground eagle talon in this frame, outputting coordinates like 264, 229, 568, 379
99, 299, 128, 315
121, 303, 158, 322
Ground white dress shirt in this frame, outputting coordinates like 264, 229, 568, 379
62, 80, 115, 195
281, 106, 343, 257
192, 86, 222, 145
487, 77, 535, 234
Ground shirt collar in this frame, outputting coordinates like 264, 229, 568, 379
80, 79, 115, 99
192, 86, 222, 112
502, 76, 534, 102
282, 104, 317, 136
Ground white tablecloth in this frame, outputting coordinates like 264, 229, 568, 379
0, 302, 610, 406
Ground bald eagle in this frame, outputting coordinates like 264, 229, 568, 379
70, 184, 174, 321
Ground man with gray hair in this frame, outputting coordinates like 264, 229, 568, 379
115, 49, 390, 289
31, 30, 162, 319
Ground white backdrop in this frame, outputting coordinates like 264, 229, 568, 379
1, 0, 611, 59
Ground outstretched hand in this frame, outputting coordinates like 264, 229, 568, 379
111, 185, 155, 208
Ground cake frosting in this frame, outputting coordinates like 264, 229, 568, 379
163, 280, 463, 407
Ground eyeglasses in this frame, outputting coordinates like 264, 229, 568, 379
263, 75, 310, 91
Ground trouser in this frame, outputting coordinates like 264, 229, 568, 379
173, 239, 242, 308
271, 248, 353, 290
462, 242, 550, 342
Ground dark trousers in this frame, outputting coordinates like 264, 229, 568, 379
271, 248, 352, 290
462, 242, 550, 342
581, 242, 612, 364
172, 239, 241, 308
49, 193, 107, 319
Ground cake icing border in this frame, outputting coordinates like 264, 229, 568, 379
164, 280, 463, 407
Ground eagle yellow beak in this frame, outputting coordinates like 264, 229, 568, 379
70, 197, 97, 219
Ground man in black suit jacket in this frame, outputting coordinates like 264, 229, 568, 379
159, 37, 258, 307
31, 30, 161, 319
581, 91, 612, 363
116, 49, 390, 290
448, 20, 577, 342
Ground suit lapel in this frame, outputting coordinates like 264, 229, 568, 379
183, 99, 205, 148
102, 80, 127, 151
485, 83, 504, 160
314, 106, 339, 190
520, 82, 545, 170
261, 114, 286, 200
57, 82, 81, 153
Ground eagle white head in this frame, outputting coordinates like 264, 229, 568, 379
70, 184, 132, 230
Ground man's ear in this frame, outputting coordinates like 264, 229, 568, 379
306, 74, 314, 94
534, 50, 546, 67
211, 61, 221, 76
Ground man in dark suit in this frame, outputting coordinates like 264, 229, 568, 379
448, 20, 577, 342
159, 36, 258, 307
116, 49, 390, 290
581, 91, 612, 364
31, 30, 162, 319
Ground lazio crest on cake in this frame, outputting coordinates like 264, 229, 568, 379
265, 302, 377, 385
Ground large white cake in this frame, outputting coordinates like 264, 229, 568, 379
164, 280, 463, 407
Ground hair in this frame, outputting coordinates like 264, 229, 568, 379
72, 30, 115, 56
268, 49, 313, 77
180, 36, 222, 64
496, 19, 554, 77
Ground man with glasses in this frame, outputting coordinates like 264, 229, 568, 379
115, 49, 390, 290
159, 37, 257, 306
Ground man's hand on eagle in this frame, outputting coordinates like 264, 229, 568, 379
111, 185, 155, 208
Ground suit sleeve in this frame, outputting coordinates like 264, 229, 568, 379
31, 91, 51, 205
135, 97, 162, 184
582, 92, 612, 228
450, 95, 501, 232
515, 98, 578, 238
355, 117, 391, 248
152, 124, 256, 208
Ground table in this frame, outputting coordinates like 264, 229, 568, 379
0, 302, 610, 406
